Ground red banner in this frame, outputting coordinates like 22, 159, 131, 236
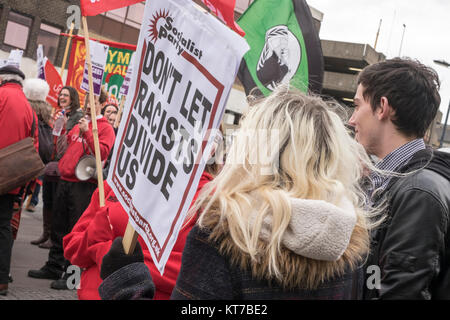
80, 0, 143, 16
202, 0, 245, 36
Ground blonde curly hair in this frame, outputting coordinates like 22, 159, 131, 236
189, 84, 384, 280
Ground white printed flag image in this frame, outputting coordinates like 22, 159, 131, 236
107, 0, 249, 274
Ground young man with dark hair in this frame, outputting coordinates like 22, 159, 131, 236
349, 57, 450, 299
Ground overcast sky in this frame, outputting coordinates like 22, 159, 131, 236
306, 0, 450, 120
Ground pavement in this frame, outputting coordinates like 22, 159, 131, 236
0, 193, 78, 300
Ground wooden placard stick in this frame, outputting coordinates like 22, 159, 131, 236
123, 222, 139, 255
49, 23, 75, 117
60, 22, 75, 80
114, 96, 125, 129
81, 16, 105, 208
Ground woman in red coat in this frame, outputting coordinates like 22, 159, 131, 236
63, 170, 214, 300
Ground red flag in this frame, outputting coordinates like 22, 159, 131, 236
80, 0, 143, 16
43, 60, 63, 110
201, 0, 245, 36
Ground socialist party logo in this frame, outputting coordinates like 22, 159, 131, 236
148, 9, 203, 60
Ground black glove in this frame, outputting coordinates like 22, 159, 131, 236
100, 237, 144, 280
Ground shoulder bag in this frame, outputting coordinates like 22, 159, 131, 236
0, 114, 45, 195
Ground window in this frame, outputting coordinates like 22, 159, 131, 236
87, 2, 145, 45
2, 11, 32, 51
37, 23, 61, 63
105, 7, 127, 23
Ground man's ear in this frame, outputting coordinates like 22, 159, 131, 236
377, 97, 395, 121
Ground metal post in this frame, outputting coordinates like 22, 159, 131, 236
439, 101, 450, 148
398, 24, 406, 56
374, 19, 382, 50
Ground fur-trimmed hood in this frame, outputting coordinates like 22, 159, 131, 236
201, 197, 369, 290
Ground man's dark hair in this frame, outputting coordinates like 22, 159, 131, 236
59, 86, 80, 111
99, 87, 108, 104
357, 57, 441, 138
85, 86, 108, 106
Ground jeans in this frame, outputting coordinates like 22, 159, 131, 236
30, 182, 41, 206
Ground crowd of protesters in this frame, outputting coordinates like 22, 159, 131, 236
0, 56, 449, 299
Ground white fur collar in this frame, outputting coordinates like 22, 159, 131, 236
257, 197, 357, 261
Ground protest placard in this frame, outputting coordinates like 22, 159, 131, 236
81, 40, 109, 95
37, 45, 45, 79
108, 0, 249, 273
0, 49, 23, 69
66, 35, 136, 108
119, 54, 135, 98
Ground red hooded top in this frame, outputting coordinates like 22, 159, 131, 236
0, 82, 39, 194
63, 171, 213, 300
58, 116, 115, 182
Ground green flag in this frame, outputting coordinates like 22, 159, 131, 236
237, 0, 324, 96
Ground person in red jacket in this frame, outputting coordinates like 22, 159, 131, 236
0, 65, 39, 296
28, 88, 116, 290
63, 169, 214, 300
62, 132, 225, 300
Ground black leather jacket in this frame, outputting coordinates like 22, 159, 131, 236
363, 149, 450, 299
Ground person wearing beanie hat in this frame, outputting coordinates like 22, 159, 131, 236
0, 66, 38, 297
22, 79, 54, 247
0, 65, 26, 85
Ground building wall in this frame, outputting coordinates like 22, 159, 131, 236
0, 0, 76, 67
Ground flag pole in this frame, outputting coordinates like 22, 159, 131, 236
60, 22, 75, 80
81, 16, 106, 208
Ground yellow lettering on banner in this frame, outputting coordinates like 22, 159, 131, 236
105, 63, 114, 74
109, 50, 118, 62
118, 52, 130, 65
113, 64, 123, 75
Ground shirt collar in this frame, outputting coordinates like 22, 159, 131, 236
370, 138, 426, 193
376, 138, 426, 172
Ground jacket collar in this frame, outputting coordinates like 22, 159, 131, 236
0, 81, 22, 88
200, 197, 369, 290
372, 147, 450, 204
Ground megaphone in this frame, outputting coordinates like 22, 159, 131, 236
75, 155, 97, 181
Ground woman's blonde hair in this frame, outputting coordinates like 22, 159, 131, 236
190, 84, 382, 280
